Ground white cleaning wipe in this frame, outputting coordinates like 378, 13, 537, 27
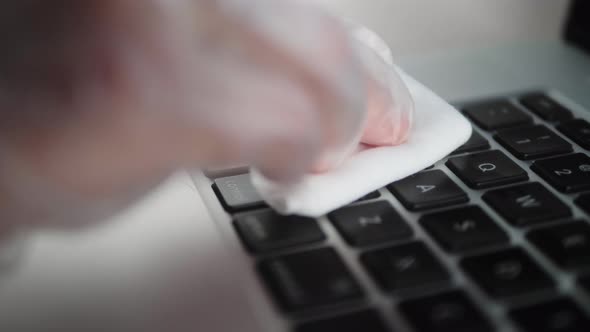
251, 69, 472, 217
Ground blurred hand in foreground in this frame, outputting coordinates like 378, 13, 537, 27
0, 0, 413, 225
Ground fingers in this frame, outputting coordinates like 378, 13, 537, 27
350, 23, 415, 147
0, 0, 415, 228
179, 57, 325, 182
184, 0, 369, 180
0, 0, 368, 199
361, 68, 414, 146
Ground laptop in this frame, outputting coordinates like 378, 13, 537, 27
1, 1, 590, 331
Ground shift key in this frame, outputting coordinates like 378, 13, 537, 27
214, 174, 266, 212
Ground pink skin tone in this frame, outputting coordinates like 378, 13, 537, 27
361, 79, 412, 147
0, 0, 412, 225
311, 56, 414, 174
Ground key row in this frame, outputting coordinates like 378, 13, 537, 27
462, 93, 590, 154
296, 290, 494, 332
235, 202, 508, 256
462, 93, 572, 131
214, 155, 590, 226
452, 118, 590, 161
237, 202, 590, 280
212, 156, 589, 223
295, 290, 494, 332
258, 242, 561, 311
213, 174, 381, 213
226, 179, 573, 257
267, 244, 583, 308
296, 293, 590, 332
214, 170, 472, 215
451, 124, 590, 192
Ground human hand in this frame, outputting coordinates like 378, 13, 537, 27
0, 0, 412, 225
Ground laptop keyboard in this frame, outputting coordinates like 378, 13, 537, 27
203, 92, 590, 331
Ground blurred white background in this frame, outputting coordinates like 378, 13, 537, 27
317, 0, 571, 57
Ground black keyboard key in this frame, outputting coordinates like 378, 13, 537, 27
259, 248, 363, 313
495, 125, 572, 160
214, 174, 265, 212
509, 298, 590, 332
329, 201, 413, 248
420, 206, 509, 253
452, 130, 490, 155
357, 191, 381, 202
532, 153, 590, 193
446, 150, 528, 189
295, 310, 389, 332
234, 210, 325, 254
519, 93, 573, 123
399, 291, 493, 332
575, 193, 590, 215
388, 170, 468, 211
527, 221, 590, 272
463, 99, 533, 130
361, 242, 450, 293
483, 182, 572, 227
558, 119, 590, 150
579, 275, 590, 293
461, 248, 555, 299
